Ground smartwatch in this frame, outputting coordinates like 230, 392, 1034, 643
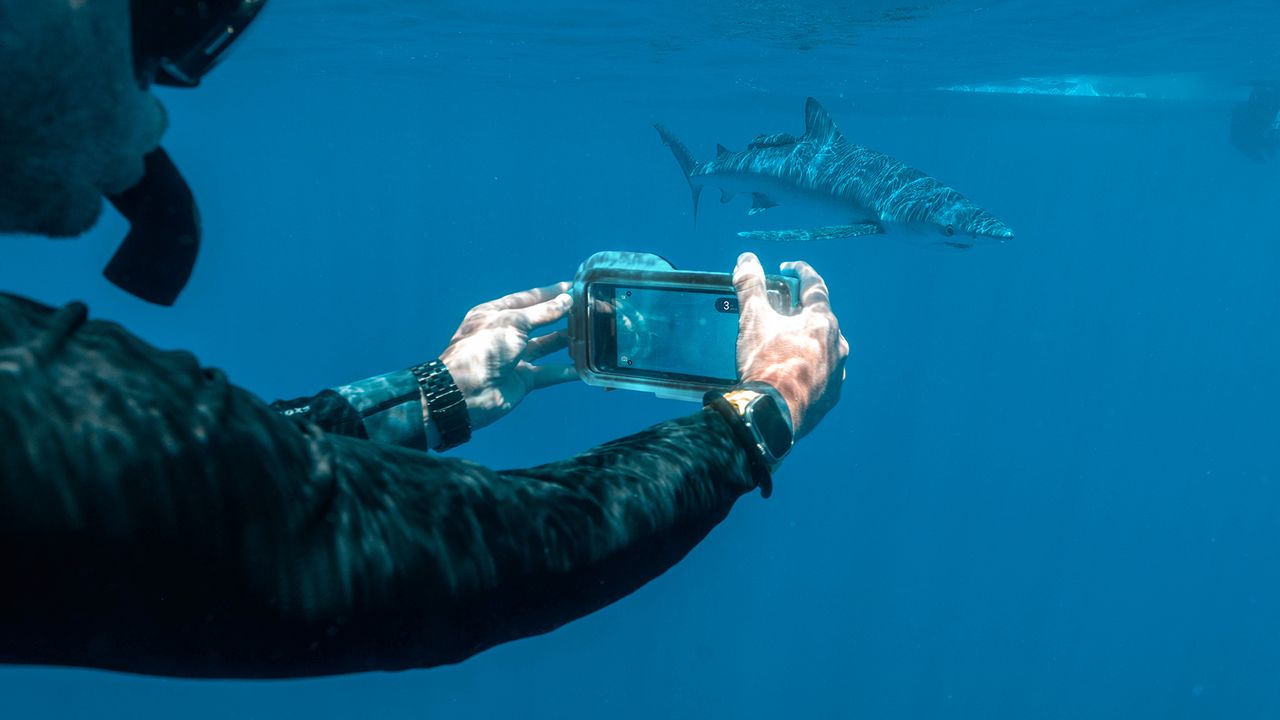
704, 382, 794, 496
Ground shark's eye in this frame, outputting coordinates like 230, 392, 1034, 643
944, 225, 955, 237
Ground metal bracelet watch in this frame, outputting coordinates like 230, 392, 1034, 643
410, 359, 472, 451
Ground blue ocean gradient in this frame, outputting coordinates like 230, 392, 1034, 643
2, 1, 1279, 718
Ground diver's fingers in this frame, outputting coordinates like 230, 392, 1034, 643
517, 292, 573, 329
488, 281, 572, 311
780, 260, 831, 311
525, 328, 569, 361
732, 252, 772, 318
527, 363, 578, 390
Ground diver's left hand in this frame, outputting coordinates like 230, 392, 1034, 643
439, 281, 577, 432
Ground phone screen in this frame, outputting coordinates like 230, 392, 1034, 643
590, 283, 741, 384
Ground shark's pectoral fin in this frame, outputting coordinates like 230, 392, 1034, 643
738, 223, 883, 242
941, 241, 973, 250
720, 189, 736, 203
748, 193, 778, 216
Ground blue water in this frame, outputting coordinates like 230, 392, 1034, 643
4, 1, 1280, 717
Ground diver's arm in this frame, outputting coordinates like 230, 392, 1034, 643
266, 280, 578, 451
0, 255, 842, 679
269, 367, 439, 450
0, 294, 760, 677
211, 404, 762, 678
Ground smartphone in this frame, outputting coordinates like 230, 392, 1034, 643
574, 268, 799, 400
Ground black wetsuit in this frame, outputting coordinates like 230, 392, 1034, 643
0, 293, 762, 678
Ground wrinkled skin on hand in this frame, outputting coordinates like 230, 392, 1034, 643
439, 282, 578, 432
733, 252, 849, 439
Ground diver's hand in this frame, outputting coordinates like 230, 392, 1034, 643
439, 282, 577, 432
733, 253, 849, 439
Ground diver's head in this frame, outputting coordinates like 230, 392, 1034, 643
98, 0, 267, 305
0, 0, 267, 304
0, 1, 165, 237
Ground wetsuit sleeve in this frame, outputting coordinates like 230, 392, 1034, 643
269, 368, 428, 450
270, 389, 370, 439
0, 295, 760, 678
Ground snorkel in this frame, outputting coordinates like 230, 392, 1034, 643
106, 0, 267, 305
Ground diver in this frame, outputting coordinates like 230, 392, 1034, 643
0, 0, 850, 678
1229, 83, 1280, 164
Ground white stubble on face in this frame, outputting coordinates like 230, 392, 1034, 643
0, 0, 168, 236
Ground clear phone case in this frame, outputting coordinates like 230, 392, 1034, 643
569, 251, 800, 402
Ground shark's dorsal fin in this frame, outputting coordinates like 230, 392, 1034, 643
716, 143, 732, 157
803, 97, 842, 143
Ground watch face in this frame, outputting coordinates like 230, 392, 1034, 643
751, 395, 793, 460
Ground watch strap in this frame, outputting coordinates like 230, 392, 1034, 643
704, 392, 775, 498
411, 359, 472, 451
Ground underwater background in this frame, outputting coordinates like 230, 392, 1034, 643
3, 0, 1280, 717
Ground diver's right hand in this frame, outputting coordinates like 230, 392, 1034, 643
733, 252, 848, 439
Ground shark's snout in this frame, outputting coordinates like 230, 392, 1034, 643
958, 209, 1014, 242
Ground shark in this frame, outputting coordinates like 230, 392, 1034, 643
655, 97, 1014, 248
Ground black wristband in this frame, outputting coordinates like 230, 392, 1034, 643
704, 395, 775, 499
411, 359, 472, 451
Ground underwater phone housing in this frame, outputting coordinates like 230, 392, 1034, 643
569, 251, 799, 401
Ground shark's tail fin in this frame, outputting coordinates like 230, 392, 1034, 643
654, 123, 702, 224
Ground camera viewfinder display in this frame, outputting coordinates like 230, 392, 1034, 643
613, 286, 739, 383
